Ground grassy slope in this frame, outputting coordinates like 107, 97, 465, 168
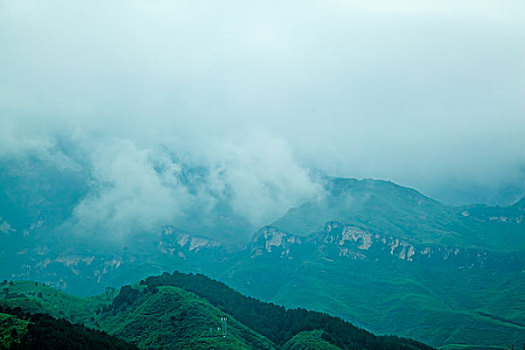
2, 178, 522, 349
0, 281, 276, 350
231, 255, 525, 349
272, 178, 525, 252
0, 278, 435, 350
143, 272, 435, 350
100, 285, 276, 350
247, 178, 525, 348
0, 280, 114, 326
282, 330, 341, 350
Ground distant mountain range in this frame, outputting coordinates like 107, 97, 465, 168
1, 174, 524, 349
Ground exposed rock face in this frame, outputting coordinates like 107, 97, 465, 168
319, 222, 420, 262
5, 225, 231, 294
5, 218, 524, 296
250, 227, 302, 258
249, 222, 525, 272
158, 226, 221, 256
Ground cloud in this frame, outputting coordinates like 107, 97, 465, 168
57, 130, 323, 240
0, 0, 524, 240
68, 139, 189, 239
204, 129, 324, 225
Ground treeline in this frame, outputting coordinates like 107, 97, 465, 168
143, 271, 434, 350
0, 305, 137, 350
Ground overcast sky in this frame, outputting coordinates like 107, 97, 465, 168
1, 0, 524, 236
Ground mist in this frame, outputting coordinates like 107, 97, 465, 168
1, 0, 524, 240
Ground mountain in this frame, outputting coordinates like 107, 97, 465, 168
141, 272, 433, 350
226, 223, 525, 347
1, 176, 524, 349
0, 273, 433, 350
272, 178, 525, 251
220, 179, 525, 348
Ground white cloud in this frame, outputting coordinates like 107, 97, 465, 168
70, 139, 189, 238
1, 0, 524, 221
62, 130, 323, 239
205, 129, 324, 225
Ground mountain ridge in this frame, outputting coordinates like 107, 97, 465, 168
0, 273, 434, 350
1, 176, 524, 348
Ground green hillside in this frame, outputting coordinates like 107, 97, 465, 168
217, 178, 525, 348
100, 285, 275, 349
272, 178, 525, 251
142, 272, 433, 350
0, 306, 137, 350
282, 330, 341, 350
0, 274, 434, 350
0, 280, 115, 325
257, 255, 525, 348
0, 281, 274, 350
223, 220, 525, 349
1, 177, 523, 349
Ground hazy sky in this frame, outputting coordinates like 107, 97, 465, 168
1, 0, 524, 236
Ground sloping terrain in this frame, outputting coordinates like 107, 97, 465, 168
142, 272, 433, 350
0, 281, 273, 350
0, 274, 433, 350
1, 177, 524, 349
216, 179, 525, 348
282, 330, 340, 350
223, 226, 525, 347
272, 178, 525, 251
100, 285, 276, 350
0, 306, 137, 350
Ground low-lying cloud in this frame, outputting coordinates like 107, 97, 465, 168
1, 0, 524, 239
53, 130, 324, 240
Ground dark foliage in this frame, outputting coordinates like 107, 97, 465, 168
112, 285, 140, 310
0, 305, 137, 350
144, 271, 434, 350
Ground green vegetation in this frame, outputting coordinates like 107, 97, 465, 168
0, 280, 115, 327
101, 285, 275, 349
1, 177, 523, 349
225, 248, 525, 349
0, 312, 29, 349
0, 274, 434, 349
227, 178, 525, 349
273, 178, 525, 251
0, 305, 137, 350
143, 271, 433, 350
438, 345, 514, 350
282, 330, 341, 350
